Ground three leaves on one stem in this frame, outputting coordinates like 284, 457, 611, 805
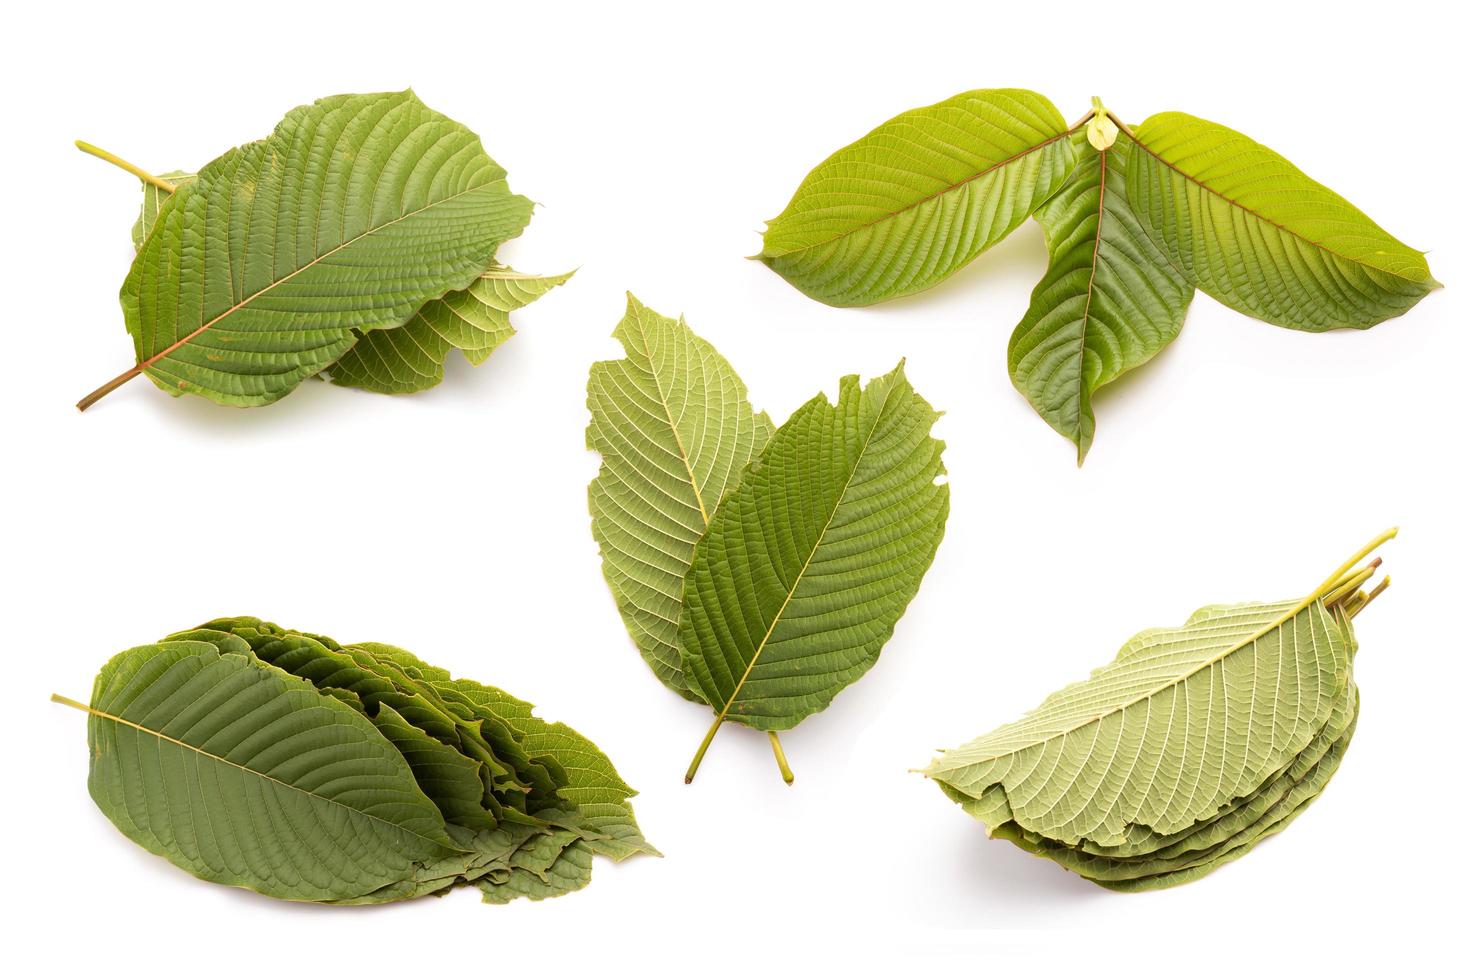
587, 296, 949, 783
759, 89, 1440, 462
78, 91, 568, 410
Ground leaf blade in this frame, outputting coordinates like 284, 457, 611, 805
758, 88, 1079, 306
326, 267, 573, 394
1126, 110, 1437, 330
922, 530, 1395, 883
587, 296, 773, 698
83, 641, 456, 902
114, 91, 533, 407
680, 362, 948, 733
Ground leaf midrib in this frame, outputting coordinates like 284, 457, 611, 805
85, 688, 453, 850
765, 125, 1080, 259
1068, 148, 1109, 446
137, 180, 497, 374
633, 318, 710, 526
707, 378, 898, 724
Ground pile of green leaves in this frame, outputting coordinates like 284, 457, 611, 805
922, 530, 1394, 891
78, 91, 568, 410
53, 617, 655, 904
759, 90, 1440, 462
587, 295, 949, 784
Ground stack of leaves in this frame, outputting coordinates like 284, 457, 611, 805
52, 617, 655, 904
759, 90, 1439, 461
921, 530, 1394, 891
587, 295, 949, 783
77, 90, 569, 410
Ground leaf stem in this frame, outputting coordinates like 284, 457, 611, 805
1324, 558, 1382, 608
685, 715, 723, 783
75, 141, 176, 192
768, 732, 794, 785
50, 693, 92, 713
1350, 576, 1391, 618
1309, 528, 1398, 601
76, 364, 143, 412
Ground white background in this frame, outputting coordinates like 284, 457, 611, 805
4, 0, 1465, 973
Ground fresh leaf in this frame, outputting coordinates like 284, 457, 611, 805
1126, 111, 1439, 330
923, 530, 1394, 890
681, 361, 949, 779
69, 640, 457, 903
1008, 138, 1193, 462
81, 91, 535, 409
586, 295, 773, 698
56, 618, 655, 905
326, 267, 573, 394
758, 88, 1079, 306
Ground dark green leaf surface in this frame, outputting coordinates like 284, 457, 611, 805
1008, 138, 1193, 462
681, 362, 949, 732
113, 91, 533, 406
84, 641, 456, 903
64, 618, 655, 905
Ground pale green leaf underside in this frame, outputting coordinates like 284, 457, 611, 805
122, 91, 533, 406
926, 598, 1351, 845
1009, 138, 1193, 462
1000, 685, 1357, 881
759, 88, 1078, 306
680, 362, 949, 730
325, 267, 573, 393
86, 641, 456, 903
921, 530, 1391, 893
587, 295, 773, 698
130, 171, 195, 250
1127, 111, 1438, 330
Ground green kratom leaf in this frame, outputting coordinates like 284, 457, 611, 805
58, 618, 655, 905
680, 362, 949, 778
1126, 111, 1439, 329
325, 267, 573, 394
83, 90, 534, 409
758, 88, 1079, 306
758, 92, 1439, 460
587, 295, 773, 699
74, 640, 457, 903
1008, 138, 1193, 462
923, 530, 1393, 891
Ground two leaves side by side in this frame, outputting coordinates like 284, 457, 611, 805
587, 297, 949, 783
922, 529, 1393, 891
79, 91, 569, 410
54, 617, 656, 905
759, 89, 1439, 461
